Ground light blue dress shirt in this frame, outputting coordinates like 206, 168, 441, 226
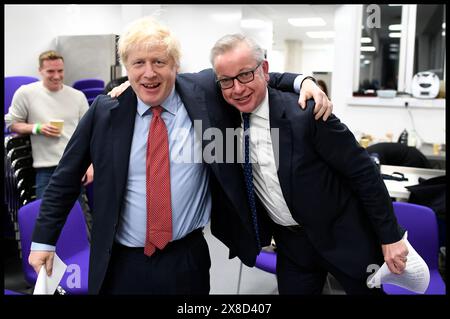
32, 87, 211, 251
115, 88, 211, 246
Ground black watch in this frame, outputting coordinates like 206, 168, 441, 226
302, 76, 317, 84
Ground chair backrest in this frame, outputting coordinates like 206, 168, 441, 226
17, 199, 89, 285
72, 78, 104, 91
392, 202, 439, 269
8, 144, 32, 162
4, 76, 39, 114
5, 135, 32, 153
367, 142, 431, 169
4, 289, 24, 295
81, 87, 104, 101
255, 250, 277, 274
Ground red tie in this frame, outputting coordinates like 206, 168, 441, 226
144, 105, 172, 256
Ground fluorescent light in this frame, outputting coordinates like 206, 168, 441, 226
442, 31, 446, 37
442, 22, 446, 29
390, 43, 399, 47
360, 54, 365, 59
388, 24, 402, 31
306, 31, 335, 39
390, 47, 399, 52
288, 17, 326, 27
388, 4, 402, 6
389, 32, 402, 38
241, 19, 266, 29
211, 13, 241, 22
360, 46, 376, 52
361, 37, 372, 43
364, 60, 370, 64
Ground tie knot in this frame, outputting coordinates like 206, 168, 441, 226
151, 105, 163, 117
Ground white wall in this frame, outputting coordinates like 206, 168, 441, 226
5, 5, 123, 78
301, 44, 334, 76
331, 5, 446, 144
161, 5, 242, 73
4, 4, 244, 77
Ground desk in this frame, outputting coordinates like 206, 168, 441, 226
381, 165, 446, 200
419, 143, 446, 169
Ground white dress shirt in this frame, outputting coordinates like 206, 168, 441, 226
239, 89, 299, 226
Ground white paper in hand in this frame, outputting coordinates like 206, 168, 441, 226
367, 232, 430, 294
33, 254, 67, 295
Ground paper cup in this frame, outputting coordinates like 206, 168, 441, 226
50, 119, 64, 135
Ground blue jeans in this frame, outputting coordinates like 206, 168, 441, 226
35, 166, 92, 240
35, 167, 57, 199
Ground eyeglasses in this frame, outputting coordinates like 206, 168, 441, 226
216, 62, 262, 90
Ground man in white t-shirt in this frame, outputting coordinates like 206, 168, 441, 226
5, 50, 94, 237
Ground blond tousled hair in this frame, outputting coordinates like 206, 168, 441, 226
118, 17, 181, 67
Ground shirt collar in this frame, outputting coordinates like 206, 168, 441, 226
136, 86, 178, 117
241, 88, 269, 121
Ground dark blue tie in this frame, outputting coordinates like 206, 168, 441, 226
242, 112, 261, 251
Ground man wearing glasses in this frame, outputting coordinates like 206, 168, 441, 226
209, 33, 408, 294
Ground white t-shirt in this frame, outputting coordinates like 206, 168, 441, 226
5, 81, 89, 168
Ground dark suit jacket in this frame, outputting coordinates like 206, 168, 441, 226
262, 88, 404, 278
31, 69, 298, 294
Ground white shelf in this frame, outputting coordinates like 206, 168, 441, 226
347, 97, 445, 109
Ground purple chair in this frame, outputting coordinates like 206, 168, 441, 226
17, 199, 90, 294
255, 250, 277, 273
72, 78, 104, 91
4, 76, 39, 114
383, 202, 446, 294
4, 289, 25, 295
81, 87, 104, 105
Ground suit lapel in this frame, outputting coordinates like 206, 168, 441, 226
176, 76, 255, 233
110, 87, 137, 205
268, 88, 293, 210
175, 77, 224, 178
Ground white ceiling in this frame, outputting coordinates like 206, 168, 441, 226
245, 5, 340, 49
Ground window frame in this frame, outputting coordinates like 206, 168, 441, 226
354, 4, 442, 95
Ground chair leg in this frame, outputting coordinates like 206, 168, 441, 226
325, 273, 334, 295
236, 261, 243, 294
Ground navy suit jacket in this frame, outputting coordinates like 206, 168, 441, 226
31, 69, 297, 294
261, 88, 404, 278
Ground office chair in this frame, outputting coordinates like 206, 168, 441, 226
4, 289, 24, 295
382, 202, 446, 294
4, 76, 39, 114
80, 87, 104, 105
11, 155, 33, 171
14, 167, 36, 184
5, 135, 31, 154
8, 144, 32, 162
366, 142, 431, 169
17, 199, 90, 294
72, 78, 104, 91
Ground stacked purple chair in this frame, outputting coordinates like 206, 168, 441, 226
17, 199, 90, 294
4, 76, 39, 114
72, 78, 104, 105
